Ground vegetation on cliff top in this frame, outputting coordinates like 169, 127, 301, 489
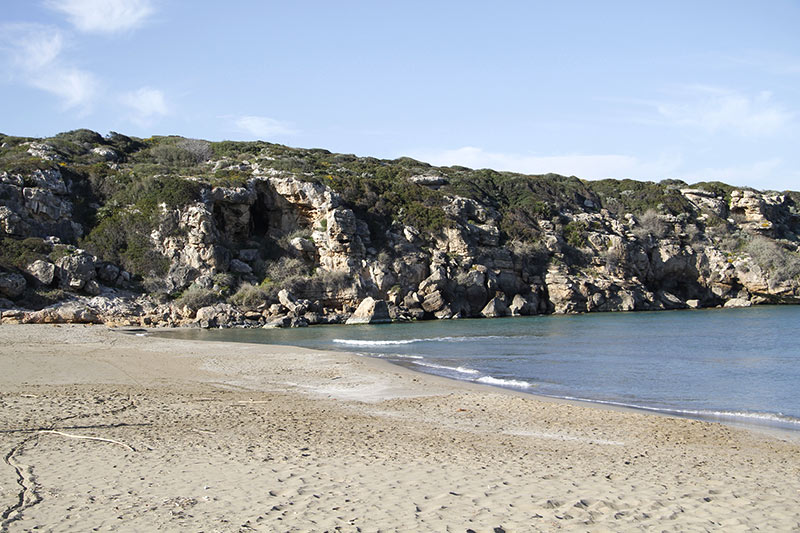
2, 130, 799, 289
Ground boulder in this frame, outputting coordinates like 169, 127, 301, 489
277, 289, 308, 315
263, 316, 291, 328
195, 303, 242, 328
408, 174, 448, 187
229, 259, 253, 274
724, 297, 752, 308
83, 280, 101, 296
290, 317, 309, 328
421, 290, 447, 313
658, 291, 686, 310
91, 146, 119, 161
56, 251, 96, 290
290, 237, 316, 259
97, 262, 120, 283
509, 293, 537, 316
346, 297, 392, 325
403, 291, 422, 308
481, 296, 509, 318
0, 272, 26, 299
25, 259, 56, 285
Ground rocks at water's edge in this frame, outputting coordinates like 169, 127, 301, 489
346, 297, 392, 325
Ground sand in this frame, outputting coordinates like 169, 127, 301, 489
1, 324, 799, 532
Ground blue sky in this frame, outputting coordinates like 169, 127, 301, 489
2, 1, 799, 190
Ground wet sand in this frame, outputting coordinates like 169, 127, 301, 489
1, 324, 799, 531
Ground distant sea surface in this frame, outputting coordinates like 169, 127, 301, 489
160, 306, 800, 432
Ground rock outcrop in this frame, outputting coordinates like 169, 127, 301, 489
2, 131, 799, 328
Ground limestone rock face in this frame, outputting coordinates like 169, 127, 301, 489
0, 169, 80, 241
346, 297, 391, 325
318, 208, 365, 271
2, 136, 800, 327
157, 203, 229, 291
545, 268, 587, 314
728, 189, 789, 234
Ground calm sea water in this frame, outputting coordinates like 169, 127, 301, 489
159, 306, 800, 431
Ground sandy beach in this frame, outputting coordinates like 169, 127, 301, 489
1, 324, 799, 531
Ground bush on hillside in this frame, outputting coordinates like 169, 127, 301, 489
229, 282, 270, 308
175, 286, 220, 311
745, 236, 800, 283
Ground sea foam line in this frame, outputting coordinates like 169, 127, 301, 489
412, 361, 480, 375
556, 396, 800, 427
475, 375, 533, 389
331, 335, 524, 347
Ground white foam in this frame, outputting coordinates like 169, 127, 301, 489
476, 376, 533, 389
372, 353, 423, 360
332, 334, 517, 347
556, 396, 800, 428
333, 339, 418, 346
412, 361, 480, 375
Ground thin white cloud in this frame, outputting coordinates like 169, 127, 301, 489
1, 23, 64, 70
413, 146, 681, 181
235, 115, 297, 138
657, 86, 793, 137
45, 0, 154, 34
33, 68, 99, 110
121, 86, 168, 125
0, 23, 98, 111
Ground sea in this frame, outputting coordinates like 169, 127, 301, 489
159, 305, 800, 432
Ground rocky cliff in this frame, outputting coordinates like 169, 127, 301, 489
1, 130, 799, 328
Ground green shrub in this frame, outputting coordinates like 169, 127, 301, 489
261, 256, 312, 295
0, 236, 52, 270
134, 137, 210, 169
229, 282, 270, 308
590, 179, 693, 215
81, 207, 170, 278
175, 287, 220, 310
106, 132, 145, 155
210, 140, 267, 159
210, 169, 251, 188
16, 287, 69, 309
312, 268, 353, 292
563, 220, 588, 248
633, 209, 669, 240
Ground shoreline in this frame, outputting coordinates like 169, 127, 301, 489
2, 324, 800, 530
150, 320, 800, 440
